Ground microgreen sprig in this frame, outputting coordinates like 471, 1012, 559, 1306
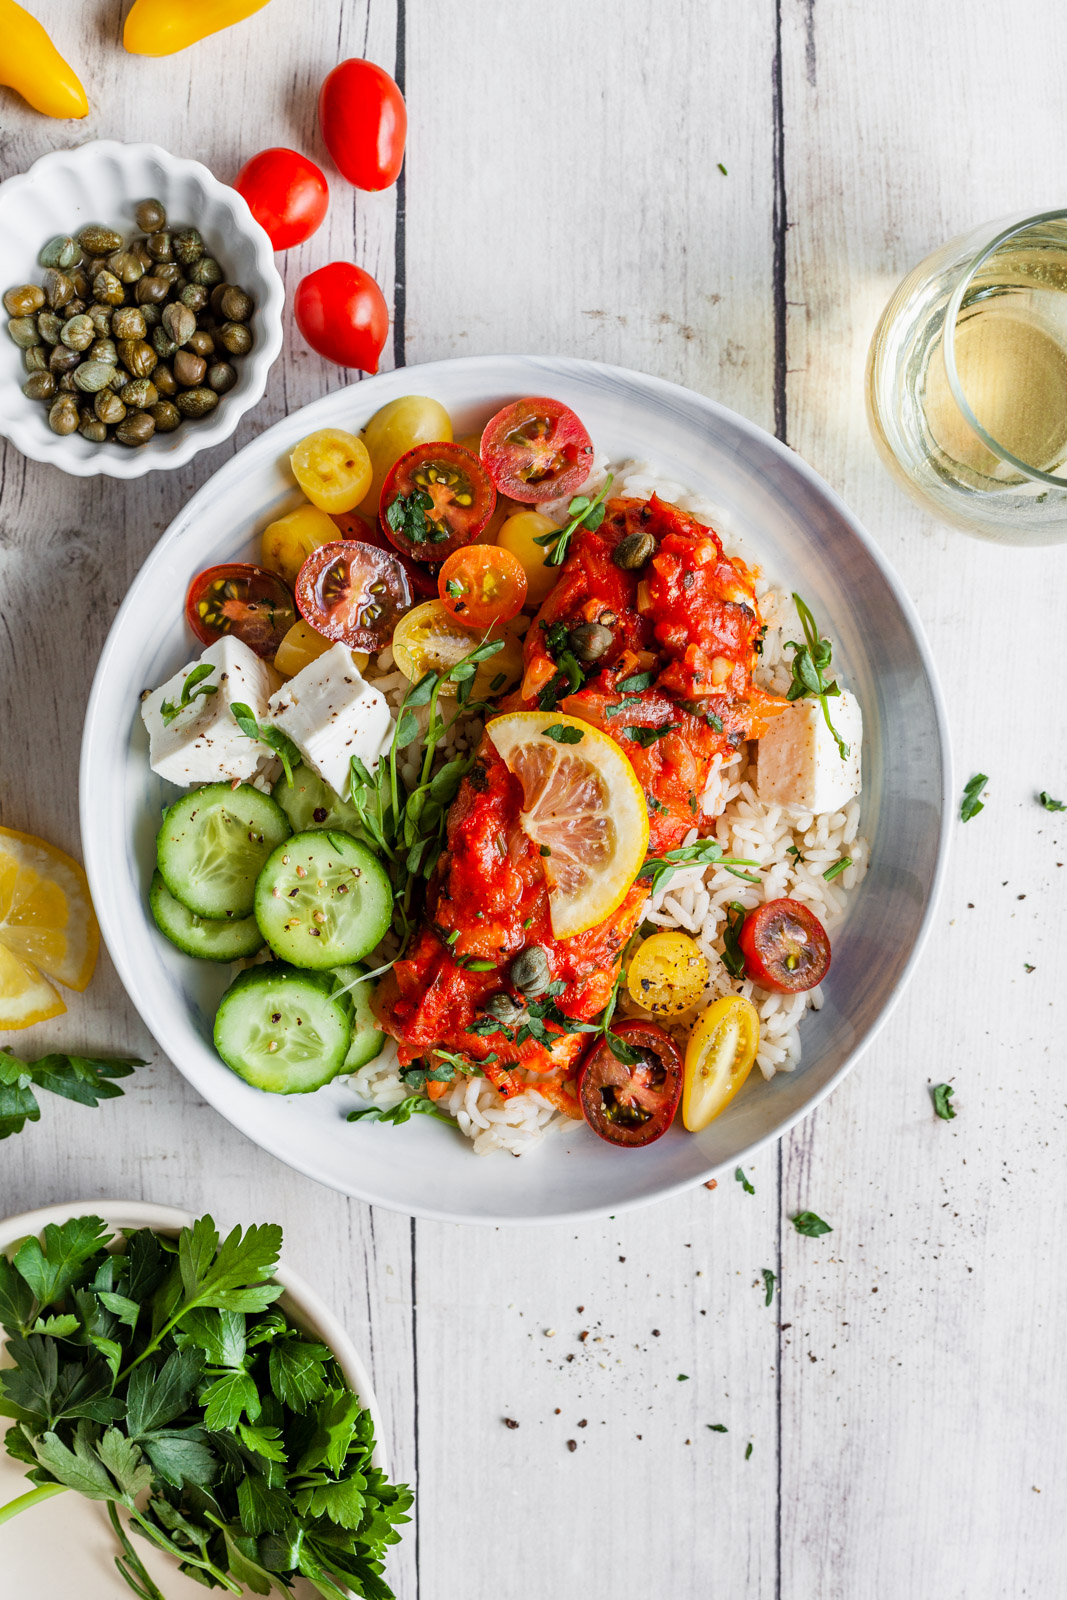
637, 839, 762, 894
784, 593, 849, 760
533, 473, 614, 567
159, 663, 217, 726
229, 703, 301, 786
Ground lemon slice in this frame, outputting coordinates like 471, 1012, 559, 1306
0, 826, 99, 1030
486, 711, 649, 938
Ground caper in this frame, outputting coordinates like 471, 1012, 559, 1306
162, 302, 196, 347
135, 275, 170, 306
4, 284, 45, 317
179, 282, 209, 314
136, 198, 167, 233
152, 362, 177, 397
70, 267, 91, 299
89, 338, 117, 365
39, 235, 79, 271
60, 314, 95, 352
41, 269, 74, 310
88, 302, 113, 336
567, 621, 614, 663
207, 360, 237, 394
140, 304, 162, 330
105, 365, 128, 392
151, 325, 178, 360
111, 306, 146, 341
107, 248, 145, 285
171, 228, 204, 265
23, 346, 48, 373
509, 945, 552, 998
188, 255, 222, 289
173, 349, 206, 387
119, 378, 158, 410
612, 529, 656, 570
115, 411, 155, 447
94, 389, 126, 425
92, 270, 125, 307
154, 262, 183, 287
145, 230, 173, 263
149, 399, 181, 433
187, 328, 215, 357
119, 338, 158, 378
36, 312, 62, 345
79, 414, 108, 443
62, 299, 87, 320
7, 316, 40, 349
209, 282, 232, 316
175, 386, 219, 419
218, 320, 252, 356
79, 224, 123, 256
49, 344, 81, 374
218, 284, 253, 323
22, 371, 56, 402
170, 276, 190, 297
74, 360, 118, 394
48, 395, 79, 435
484, 992, 527, 1027
57, 372, 80, 392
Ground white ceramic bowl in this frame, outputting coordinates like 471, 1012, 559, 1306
81, 355, 952, 1225
0, 140, 284, 477
0, 1199, 386, 1598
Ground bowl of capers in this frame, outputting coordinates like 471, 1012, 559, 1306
0, 140, 284, 476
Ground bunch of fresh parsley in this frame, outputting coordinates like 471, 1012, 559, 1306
0, 1050, 141, 1140
0, 1215, 410, 1599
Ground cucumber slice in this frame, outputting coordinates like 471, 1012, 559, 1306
331, 964, 385, 1073
157, 782, 291, 919
149, 871, 264, 962
273, 765, 365, 835
254, 830, 392, 970
214, 962, 352, 1093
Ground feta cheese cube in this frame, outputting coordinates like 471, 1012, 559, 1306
141, 636, 282, 788
266, 642, 394, 800
756, 691, 863, 814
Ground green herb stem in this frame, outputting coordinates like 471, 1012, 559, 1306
0, 1480, 69, 1526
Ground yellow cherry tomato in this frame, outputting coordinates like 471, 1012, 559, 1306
627, 930, 709, 1017
357, 395, 454, 516
455, 430, 483, 454
391, 601, 522, 700
260, 502, 338, 587
273, 620, 369, 679
682, 995, 760, 1131
496, 510, 560, 606
290, 429, 372, 513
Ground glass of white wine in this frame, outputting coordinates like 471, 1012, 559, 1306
867, 208, 1067, 543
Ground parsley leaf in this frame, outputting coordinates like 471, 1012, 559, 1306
532, 473, 615, 567
385, 487, 446, 545
931, 1083, 956, 1120
230, 703, 302, 787
0, 1051, 141, 1142
791, 1211, 832, 1237
761, 1268, 776, 1306
638, 841, 761, 895
720, 902, 747, 978
735, 1167, 755, 1195
159, 663, 217, 726
543, 724, 584, 744
960, 772, 988, 822
616, 670, 655, 693
347, 1095, 456, 1127
708, 1423, 728, 1433
624, 724, 678, 748
1038, 790, 1065, 812
784, 593, 849, 760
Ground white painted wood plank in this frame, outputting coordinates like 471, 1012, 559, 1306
780, 1, 1067, 1595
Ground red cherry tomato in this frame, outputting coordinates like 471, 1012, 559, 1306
294, 262, 388, 372
331, 510, 438, 599
577, 1021, 683, 1149
318, 58, 407, 191
233, 148, 329, 251
295, 540, 412, 650
480, 397, 594, 503
186, 563, 296, 659
438, 545, 528, 629
380, 442, 496, 564
738, 898, 832, 993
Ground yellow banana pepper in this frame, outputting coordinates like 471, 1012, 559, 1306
124, 0, 273, 56
0, 1, 88, 119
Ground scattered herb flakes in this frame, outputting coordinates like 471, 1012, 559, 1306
708, 1423, 728, 1433
1039, 791, 1066, 812
717, 161, 728, 175
624, 724, 678, 748
823, 856, 852, 882
616, 670, 655, 694
792, 1211, 832, 1237
745, 1442, 753, 1460
761, 1268, 776, 1306
347, 1095, 457, 1128
735, 1166, 755, 1195
0, 1050, 141, 1140
960, 772, 988, 822
677, 1374, 690, 1382
543, 723, 584, 744
1024, 963, 1035, 974
931, 1083, 956, 1120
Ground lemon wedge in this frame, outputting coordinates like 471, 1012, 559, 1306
0, 825, 99, 1030
486, 711, 649, 939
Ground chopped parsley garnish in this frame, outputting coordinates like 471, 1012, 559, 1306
735, 1166, 754, 1195
720, 902, 748, 977
1039, 790, 1065, 812
792, 1211, 832, 1237
533, 473, 614, 567
677, 1374, 690, 1382
785, 593, 849, 760
708, 1423, 728, 1433
823, 856, 852, 882
616, 670, 655, 694
960, 772, 988, 822
159, 662, 217, 725
385, 487, 447, 544
230, 702, 301, 786
717, 161, 728, 175
931, 1083, 956, 1120
348, 1095, 456, 1127
745, 1442, 753, 1460
638, 841, 761, 895
543, 724, 584, 744
624, 724, 678, 748
761, 1268, 776, 1306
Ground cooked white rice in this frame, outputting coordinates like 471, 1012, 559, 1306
348, 461, 868, 1153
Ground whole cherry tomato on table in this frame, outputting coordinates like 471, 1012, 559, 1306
293, 262, 389, 372
233, 148, 329, 250
319, 58, 407, 190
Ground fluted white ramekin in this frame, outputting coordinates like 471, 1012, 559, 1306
0, 140, 284, 477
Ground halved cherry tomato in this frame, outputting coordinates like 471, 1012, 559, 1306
577, 1021, 683, 1149
391, 600, 524, 700
438, 545, 527, 629
186, 563, 296, 660
291, 429, 372, 513
332, 509, 437, 599
318, 58, 407, 191
380, 441, 496, 563
294, 262, 389, 372
480, 397, 594, 503
233, 148, 329, 251
682, 995, 760, 1130
295, 541, 412, 650
738, 897, 831, 993
261, 502, 338, 586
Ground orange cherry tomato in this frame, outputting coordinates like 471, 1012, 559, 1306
437, 545, 528, 629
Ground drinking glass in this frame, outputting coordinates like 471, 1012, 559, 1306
866, 208, 1067, 544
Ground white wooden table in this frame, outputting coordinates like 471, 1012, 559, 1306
2, 4, 1066, 1595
